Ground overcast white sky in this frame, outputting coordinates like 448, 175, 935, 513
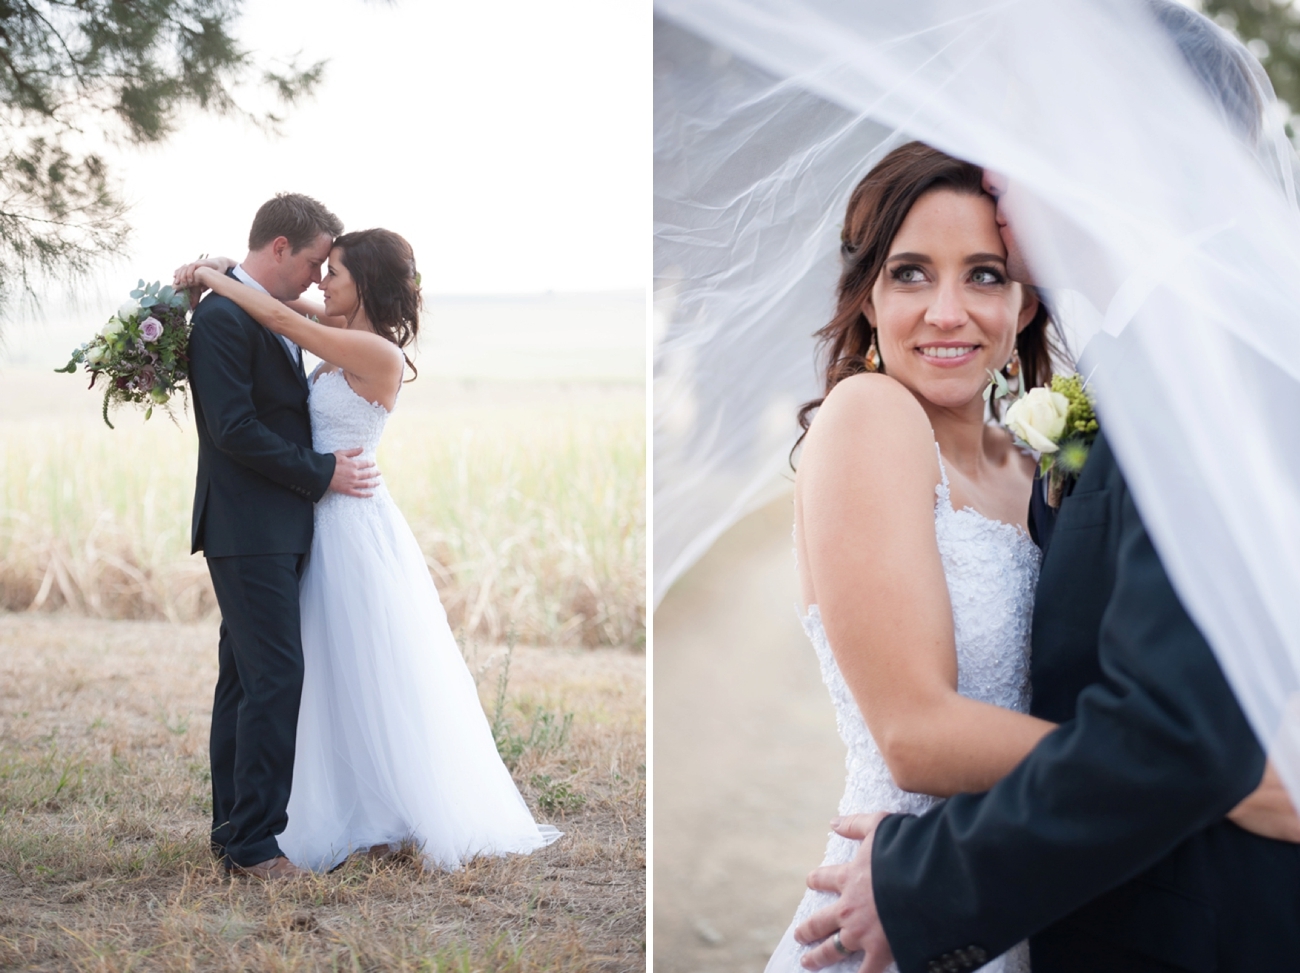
94, 0, 646, 297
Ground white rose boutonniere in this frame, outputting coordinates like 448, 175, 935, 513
1004, 388, 1070, 453
994, 371, 1099, 507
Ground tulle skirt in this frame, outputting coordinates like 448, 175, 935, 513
278, 489, 561, 872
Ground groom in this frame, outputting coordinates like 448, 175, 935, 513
187, 193, 378, 879
794, 5, 1300, 971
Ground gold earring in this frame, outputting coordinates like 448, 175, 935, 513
1003, 344, 1022, 394
865, 335, 881, 372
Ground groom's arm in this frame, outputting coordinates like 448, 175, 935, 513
868, 484, 1264, 973
189, 300, 336, 500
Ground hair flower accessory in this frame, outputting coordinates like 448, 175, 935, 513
1002, 373, 1099, 507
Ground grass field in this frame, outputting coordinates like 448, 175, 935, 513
0, 616, 645, 971
0, 371, 645, 648
0, 366, 646, 970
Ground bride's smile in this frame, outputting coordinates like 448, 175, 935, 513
863, 188, 1037, 413
320, 251, 361, 324
916, 343, 978, 362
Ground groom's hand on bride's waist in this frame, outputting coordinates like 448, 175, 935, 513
795, 812, 892, 973
329, 447, 380, 498
1227, 759, 1300, 843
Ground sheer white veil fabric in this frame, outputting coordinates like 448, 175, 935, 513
653, 0, 1300, 804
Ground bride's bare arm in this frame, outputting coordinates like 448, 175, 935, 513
797, 373, 1055, 797
284, 298, 348, 328
171, 257, 349, 329
193, 267, 403, 395
172, 256, 236, 309
799, 375, 1300, 833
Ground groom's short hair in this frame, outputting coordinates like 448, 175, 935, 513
1147, 0, 1266, 144
248, 193, 344, 253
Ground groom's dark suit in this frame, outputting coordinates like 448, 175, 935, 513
188, 276, 335, 868
871, 434, 1300, 972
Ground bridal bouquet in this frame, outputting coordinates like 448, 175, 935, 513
56, 280, 192, 428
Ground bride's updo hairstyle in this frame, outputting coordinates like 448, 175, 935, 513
795, 141, 1058, 447
332, 228, 423, 379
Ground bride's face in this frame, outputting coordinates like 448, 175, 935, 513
864, 188, 1036, 411
321, 248, 361, 321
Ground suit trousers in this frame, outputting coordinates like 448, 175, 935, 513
206, 552, 306, 867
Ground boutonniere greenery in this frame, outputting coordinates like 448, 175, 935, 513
990, 371, 1099, 508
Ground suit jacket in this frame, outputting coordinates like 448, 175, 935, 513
188, 279, 335, 557
871, 433, 1300, 973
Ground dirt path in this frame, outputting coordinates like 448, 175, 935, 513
653, 496, 845, 973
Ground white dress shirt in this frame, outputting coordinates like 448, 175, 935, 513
232, 264, 301, 366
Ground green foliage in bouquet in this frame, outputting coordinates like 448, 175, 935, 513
56, 281, 192, 428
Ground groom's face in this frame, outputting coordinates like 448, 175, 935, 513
980, 170, 1034, 287
271, 232, 334, 301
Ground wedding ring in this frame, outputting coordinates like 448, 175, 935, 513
832, 930, 851, 956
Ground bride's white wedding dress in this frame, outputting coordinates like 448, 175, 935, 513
767, 450, 1039, 973
277, 368, 561, 872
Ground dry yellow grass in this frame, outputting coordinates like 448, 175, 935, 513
0, 372, 645, 648
0, 614, 645, 971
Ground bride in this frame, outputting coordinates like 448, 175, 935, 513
656, 0, 1300, 970
767, 142, 1299, 973
179, 231, 560, 872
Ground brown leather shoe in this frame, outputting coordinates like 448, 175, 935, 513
229, 855, 310, 880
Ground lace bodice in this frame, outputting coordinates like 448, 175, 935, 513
774, 449, 1040, 973
806, 450, 1039, 820
309, 368, 392, 529
310, 368, 388, 457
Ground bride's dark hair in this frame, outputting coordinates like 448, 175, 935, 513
794, 141, 1059, 451
332, 228, 423, 380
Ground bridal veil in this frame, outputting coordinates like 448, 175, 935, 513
653, 0, 1300, 804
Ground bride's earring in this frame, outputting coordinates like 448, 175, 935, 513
985, 344, 1021, 404
865, 334, 882, 372
1005, 344, 1021, 378
1004, 344, 1022, 393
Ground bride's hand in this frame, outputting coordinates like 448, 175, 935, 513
1227, 760, 1300, 843
190, 266, 225, 292
173, 256, 235, 307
